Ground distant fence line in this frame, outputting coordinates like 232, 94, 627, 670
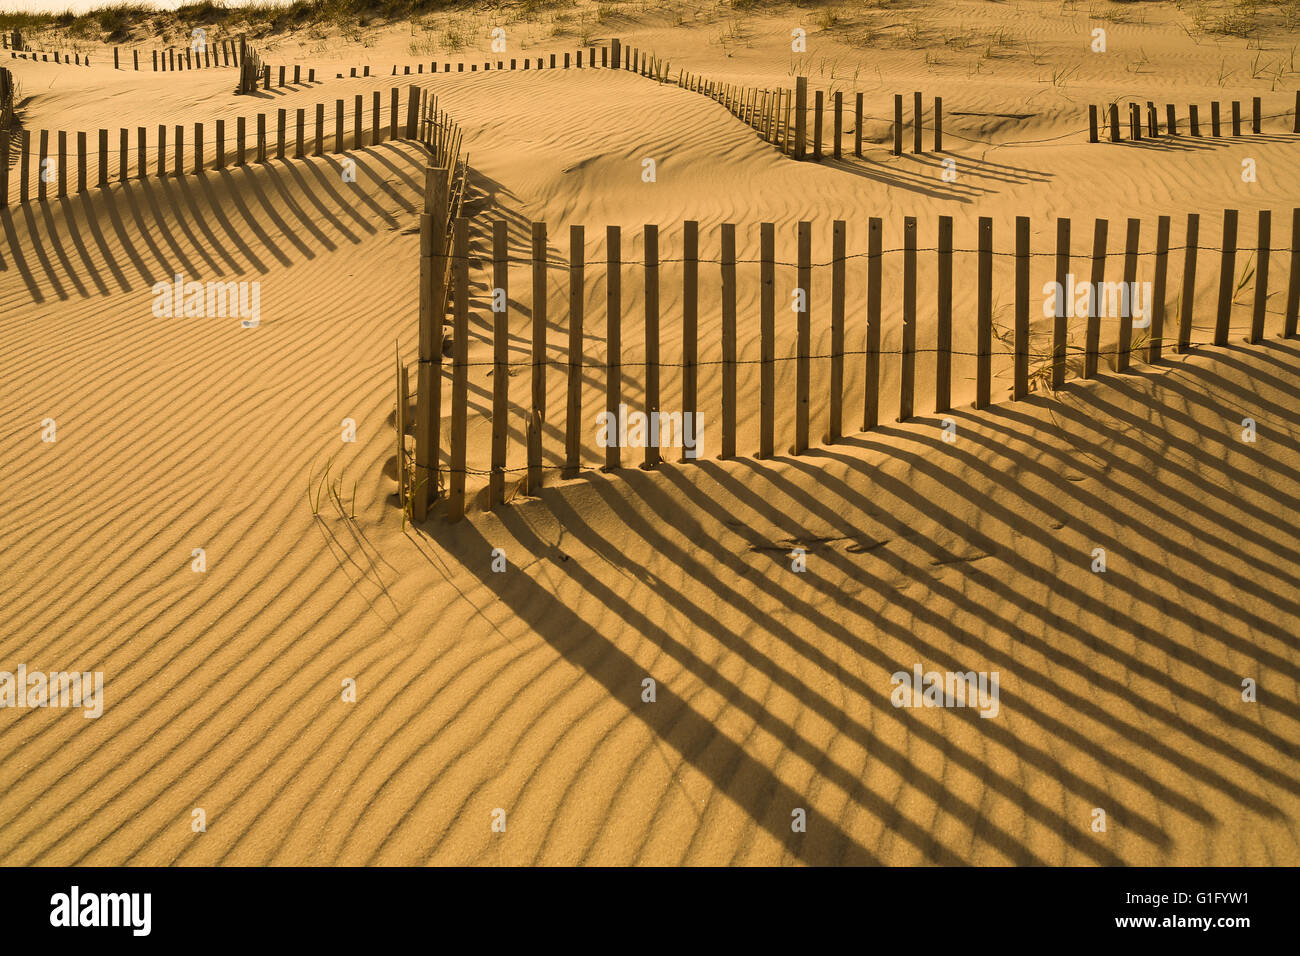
378, 44, 610, 78
1088, 96, 1290, 141
0, 84, 448, 206
1, 29, 240, 71
399, 209, 1300, 523
6, 49, 91, 66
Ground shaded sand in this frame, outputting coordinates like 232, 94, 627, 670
2, 2, 1299, 864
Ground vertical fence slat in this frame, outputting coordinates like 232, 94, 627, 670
1250, 209, 1270, 344
1013, 215, 1030, 398
893, 94, 903, 156
795, 220, 811, 453
37, 130, 48, 202
490, 220, 509, 507
531, 221, 548, 439
900, 216, 917, 419
1118, 218, 1140, 371
683, 220, 698, 459
447, 218, 470, 522
760, 221, 775, 458
1052, 218, 1070, 388
829, 219, 846, 442
414, 167, 447, 521
1214, 208, 1238, 346
913, 90, 923, 154
855, 92, 864, 157
605, 225, 621, 471
833, 91, 842, 159
937, 215, 953, 410
19, 130, 29, 203
813, 89, 823, 161
865, 217, 883, 428
1178, 213, 1199, 352
396, 342, 407, 510
644, 223, 661, 469
721, 222, 737, 459
1148, 215, 1171, 364
1286, 208, 1300, 338
975, 217, 993, 407
1084, 218, 1107, 378
794, 77, 807, 161
565, 225, 585, 477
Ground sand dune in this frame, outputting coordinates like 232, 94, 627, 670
1, 1, 1298, 865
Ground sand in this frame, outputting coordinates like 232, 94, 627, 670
1, 0, 1299, 865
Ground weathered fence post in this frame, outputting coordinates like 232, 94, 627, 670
760, 221, 775, 458
721, 222, 738, 459
864, 217, 882, 428
1178, 214, 1199, 352
564, 225, 585, 478
913, 90, 923, 154
396, 343, 407, 510
975, 217, 993, 407
447, 217, 470, 521
490, 220, 509, 507
855, 92, 864, 157
1118, 218, 1140, 371
1052, 218, 1070, 388
937, 215, 954, 410
829, 219, 846, 441
795, 220, 812, 452
605, 225, 622, 471
643, 224, 661, 469
794, 77, 808, 161
900, 217, 918, 419
833, 91, 842, 159
683, 220, 699, 459
1249, 209, 1270, 343
1148, 216, 1171, 364
1214, 208, 1238, 346
1013, 216, 1030, 398
1286, 208, 1300, 338
1084, 219, 1108, 378
813, 90, 823, 161
893, 94, 903, 155
531, 221, 548, 435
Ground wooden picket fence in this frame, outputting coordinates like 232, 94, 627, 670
0, 84, 447, 206
380, 45, 608, 77
401, 103, 468, 521
401, 209, 1300, 523
0, 31, 241, 70
130, 37, 241, 71
6, 48, 91, 66
235, 36, 264, 94
1088, 96, 1284, 141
